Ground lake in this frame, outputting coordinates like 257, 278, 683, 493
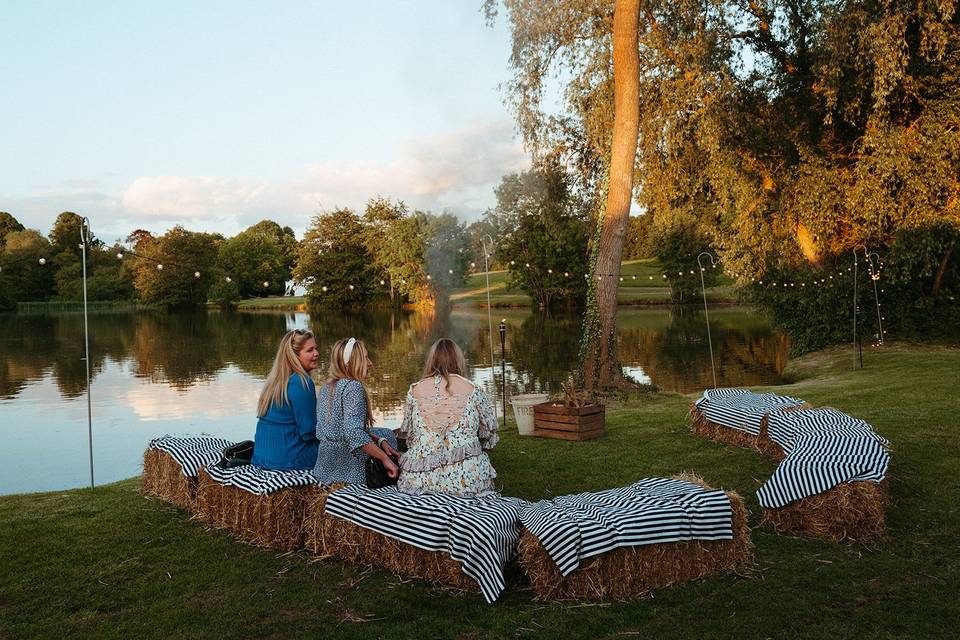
0, 305, 789, 494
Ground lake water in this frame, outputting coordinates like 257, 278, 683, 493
0, 306, 789, 494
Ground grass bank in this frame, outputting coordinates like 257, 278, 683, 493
2, 344, 957, 639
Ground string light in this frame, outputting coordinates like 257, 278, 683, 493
38, 258, 46, 265
194, 271, 200, 278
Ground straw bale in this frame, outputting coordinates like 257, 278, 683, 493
318, 511, 480, 593
518, 484, 753, 601
193, 468, 316, 551
301, 483, 348, 559
141, 448, 196, 510
761, 479, 889, 542
689, 403, 790, 460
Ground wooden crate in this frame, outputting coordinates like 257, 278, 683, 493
532, 402, 606, 441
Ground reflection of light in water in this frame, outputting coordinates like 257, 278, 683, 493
286, 312, 310, 331
621, 366, 652, 385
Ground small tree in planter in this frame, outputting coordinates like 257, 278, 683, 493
533, 378, 606, 441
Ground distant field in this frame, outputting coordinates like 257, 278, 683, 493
233, 260, 738, 309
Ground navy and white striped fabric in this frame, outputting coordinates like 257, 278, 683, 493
148, 435, 233, 477
694, 388, 807, 435
204, 463, 319, 496
520, 478, 734, 577
324, 485, 529, 603
757, 409, 890, 508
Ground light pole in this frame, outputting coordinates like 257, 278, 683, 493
696, 252, 718, 389
80, 217, 94, 489
481, 234, 497, 415
498, 319, 507, 427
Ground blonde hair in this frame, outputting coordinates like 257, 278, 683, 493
324, 338, 375, 427
422, 338, 467, 393
257, 329, 314, 417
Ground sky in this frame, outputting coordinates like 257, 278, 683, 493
1, 1, 534, 242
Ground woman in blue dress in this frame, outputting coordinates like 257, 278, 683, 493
313, 337, 399, 485
250, 329, 320, 470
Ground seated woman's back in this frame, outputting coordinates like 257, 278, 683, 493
398, 371, 499, 497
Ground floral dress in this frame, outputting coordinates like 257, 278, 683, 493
397, 375, 499, 497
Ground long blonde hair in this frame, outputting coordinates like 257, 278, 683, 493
422, 338, 467, 393
324, 338, 375, 427
257, 329, 314, 417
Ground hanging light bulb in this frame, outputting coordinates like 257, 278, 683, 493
349, 284, 355, 290
564, 272, 569, 277
263, 281, 269, 287
156, 263, 163, 270
379, 279, 385, 285
225, 276, 231, 282
448, 269, 453, 274
38, 257, 46, 265
470, 262, 476, 268
426, 274, 432, 280
510, 260, 515, 265
322, 285, 328, 292
116, 252, 123, 260
547, 268, 553, 274
194, 271, 201, 278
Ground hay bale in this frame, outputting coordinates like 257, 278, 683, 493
689, 403, 791, 460
318, 510, 480, 593
761, 479, 889, 542
193, 468, 315, 551
141, 448, 196, 510
518, 486, 753, 601
301, 483, 348, 559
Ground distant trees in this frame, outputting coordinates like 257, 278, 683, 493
130, 226, 221, 307
362, 198, 430, 304
295, 208, 378, 308
216, 220, 292, 298
486, 162, 591, 309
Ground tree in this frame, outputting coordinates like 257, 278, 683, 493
130, 226, 220, 307
362, 198, 431, 304
488, 0, 960, 354
486, 162, 591, 308
0, 212, 24, 251
420, 212, 471, 301
216, 226, 287, 298
295, 209, 378, 308
653, 222, 720, 304
0, 229, 55, 304
245, 219, 298, 286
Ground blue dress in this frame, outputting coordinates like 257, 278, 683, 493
312, 378, 398, 485
251, 373, 319, 470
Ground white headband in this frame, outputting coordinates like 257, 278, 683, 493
343, 338, 357, 364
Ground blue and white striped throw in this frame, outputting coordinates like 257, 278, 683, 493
757, 408, 890, 508
148, 435, 233, 477
520, 478, 735, 577
694, 388, 807, 435
324, 485, 529, 603
204, 463, 319, 496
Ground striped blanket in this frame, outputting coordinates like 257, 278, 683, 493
148, 435, 233, 477
520, 478, 735, 577
694, 388, 806, 435
204, 463, 319, 496
324, 485, 528, 603
757, 409, 890, 508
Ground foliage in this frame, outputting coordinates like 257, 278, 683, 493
419, 211, 471, 300
216, 223, 288, 298
362, 198, 431, 304
487, 0, 960, 347
0, 229, 55, 305
622, 213, 654, 260
295, 208, 378, 308
466, 219, 501, 272
653, 222, 720, 304
486, 162, 591, 308
0, 212, 25, 251
130, 226, 220, 307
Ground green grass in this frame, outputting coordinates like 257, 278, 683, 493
2, 344, 958, 639
453, 259, 737, 307
233, 295, 307, 309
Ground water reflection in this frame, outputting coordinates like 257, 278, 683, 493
0, 306, 787, 493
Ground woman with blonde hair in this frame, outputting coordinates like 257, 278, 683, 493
250, 329, 321, 470
312, 337, 400, 485
397, 338, 499, 497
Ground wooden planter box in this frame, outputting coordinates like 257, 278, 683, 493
532, 402, 606, 441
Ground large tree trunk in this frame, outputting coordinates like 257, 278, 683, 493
583, 0, 641, 389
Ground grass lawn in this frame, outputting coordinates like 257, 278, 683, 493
453, 259, 737, 307
2, 344, 958, 639
233, 295, 307, 309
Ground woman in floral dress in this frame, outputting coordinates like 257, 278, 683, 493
397, 338, 499, 497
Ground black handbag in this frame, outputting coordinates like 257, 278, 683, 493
216, 440, 254, 469
365, 451, 398, 489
